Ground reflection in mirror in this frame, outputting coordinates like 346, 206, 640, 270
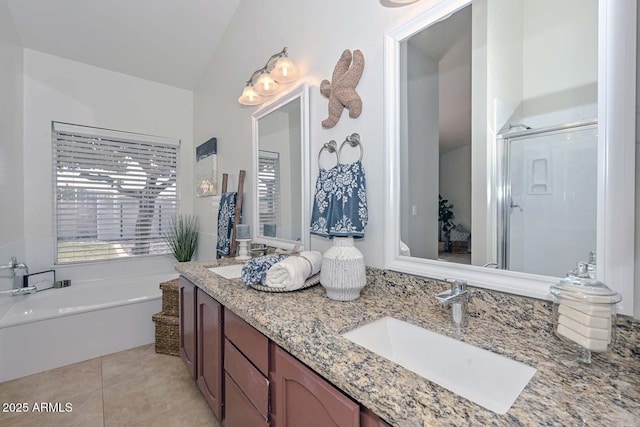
399, 0, 598, 277
252, 83, 310, 250
497, 121, 597, 277
385, 0, 635, 314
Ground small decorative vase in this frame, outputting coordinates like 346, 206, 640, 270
320, 237, 366, 301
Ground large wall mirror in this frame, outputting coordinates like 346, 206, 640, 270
384, 0, 636, 315
252, 83, 310, 250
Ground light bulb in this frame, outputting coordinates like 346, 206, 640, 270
238, 85, 263, 106
254, 71, 280, 96
270, 56, 300, 83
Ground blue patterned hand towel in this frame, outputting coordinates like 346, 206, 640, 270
241, 254, 290, 285
216, 192, 237, 256
310, 166, 338, 237
310, 160, 368, 238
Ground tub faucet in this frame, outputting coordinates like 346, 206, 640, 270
0, 257, 29, 289
1, 257, 29, 274
436, 279, 469, 329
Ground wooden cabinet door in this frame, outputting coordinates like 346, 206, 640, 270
271, 345, 359, 427
179, 276, 197, 380
360, 408, 392, 427
197, 289, 223, 421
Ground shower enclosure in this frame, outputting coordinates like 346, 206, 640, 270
497, 119, 598, 277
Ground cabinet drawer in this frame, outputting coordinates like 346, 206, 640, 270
224, 338, 269, 419
224, 308, 269, 376
224, 373, 270, 427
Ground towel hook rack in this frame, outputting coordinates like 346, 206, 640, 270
318, 140, 339, 169
338, 133, 363, 162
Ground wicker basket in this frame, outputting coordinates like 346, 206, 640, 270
160, 279, 179, 317
152, 312, 179, 356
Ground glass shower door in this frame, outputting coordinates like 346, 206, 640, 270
502, 123, 597, 277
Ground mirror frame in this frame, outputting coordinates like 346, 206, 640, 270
384, 0, 636, 315
252, 82, 310, 251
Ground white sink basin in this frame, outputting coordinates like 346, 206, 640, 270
208, 264, 244, 279
341, 317, 536, 414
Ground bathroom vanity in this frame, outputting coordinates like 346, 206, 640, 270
176, 260, 639, 427
179, 270, 387, 427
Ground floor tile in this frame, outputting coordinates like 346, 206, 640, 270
101, 344, 183, 388
0, 357, 102, 417
0, 344, 220, 426
0, 388, 103, 427
103, 347, 215, 426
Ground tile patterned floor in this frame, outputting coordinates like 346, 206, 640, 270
0, 344, 221, 426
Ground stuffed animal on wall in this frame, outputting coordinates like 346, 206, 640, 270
320, 49, 365, 129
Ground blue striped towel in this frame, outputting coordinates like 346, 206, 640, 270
216, 192, 237, 256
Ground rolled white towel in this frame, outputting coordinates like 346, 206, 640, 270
265, 251, 323, 290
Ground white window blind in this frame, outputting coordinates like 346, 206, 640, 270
52, 122, 179, 264
257, 150, 280, 233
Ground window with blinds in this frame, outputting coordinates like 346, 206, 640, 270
52, 122, 179, 264
257, 150, 280, 234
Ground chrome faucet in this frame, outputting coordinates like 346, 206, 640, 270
1, 256, 29, 274
435, 279, 469, 328
0, 256, 30, 289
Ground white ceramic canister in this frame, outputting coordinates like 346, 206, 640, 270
320, 237, 366, 301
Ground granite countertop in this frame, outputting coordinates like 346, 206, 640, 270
176, 260, 640, 427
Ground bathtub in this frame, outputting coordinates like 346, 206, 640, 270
0, 272, 177, 382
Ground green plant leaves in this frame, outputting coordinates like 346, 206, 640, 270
162, 214, 199, 262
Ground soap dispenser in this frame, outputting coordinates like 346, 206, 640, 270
550, 262, 621, 363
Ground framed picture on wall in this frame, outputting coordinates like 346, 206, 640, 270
196, 137, 218, 197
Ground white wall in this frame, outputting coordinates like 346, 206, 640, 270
522, 0, 598, 127
22, 49, 194, 281
0, 1, 24, 298
438, 29, 471, 234
194, 0, 445, 266
472, 0, 524, 265
402, 44, 439, 260
439, 145, 471, 230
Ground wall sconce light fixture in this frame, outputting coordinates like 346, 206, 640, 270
238, 47, 300, 106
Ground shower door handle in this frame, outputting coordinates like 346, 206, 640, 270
510, 201, 523, 212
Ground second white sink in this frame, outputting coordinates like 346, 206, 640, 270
208, 264, 244, 279
341, 317, 536, 414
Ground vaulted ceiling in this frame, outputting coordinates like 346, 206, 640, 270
6, 0, 242, 90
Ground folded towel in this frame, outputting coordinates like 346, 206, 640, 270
265, 251, 323, 290
241, 254, 290, 285
216, 192, 237, 256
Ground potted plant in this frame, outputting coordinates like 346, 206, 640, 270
438, 195, 455, 252
162, 214, 199, 262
